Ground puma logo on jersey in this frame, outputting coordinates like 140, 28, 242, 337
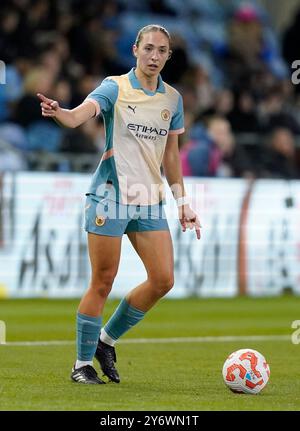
128, 105, 136, 113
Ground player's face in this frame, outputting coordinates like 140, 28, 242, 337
133, 31, 170, 77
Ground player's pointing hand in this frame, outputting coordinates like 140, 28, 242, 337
179, 205, 201, 240
37, 93, 60, 117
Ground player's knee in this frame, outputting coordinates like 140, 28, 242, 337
151, 273, 174, 297
90, 270, 116, 297
89, 282, 113, 298
164, 275, 175, 293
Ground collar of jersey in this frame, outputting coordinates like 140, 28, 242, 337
128, 68, 165, 95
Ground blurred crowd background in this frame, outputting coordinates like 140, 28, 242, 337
1, 0, 300, 179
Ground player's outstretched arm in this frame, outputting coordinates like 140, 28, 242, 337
37, 93, 96, 128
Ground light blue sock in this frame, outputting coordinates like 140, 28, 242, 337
76, 312, 102, 361
101, 298, 145, 345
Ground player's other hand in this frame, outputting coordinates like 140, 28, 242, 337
179, 204, 201, 240
37, 93, 60, 117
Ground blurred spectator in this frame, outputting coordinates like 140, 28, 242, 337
257, 85, 300, 134
12, 65, 63, 153
214, 89, 234, 118
228, 90, 260, 133
13, 66, 55, 127
161, 33, 189, 84
38, 47, 62, 82
24, 0, 57, 35
181, 84, 199, 119
0, 6, 23, 63
230, 4, 263, 65
282, 8, 300, 69
53, 79, 72, 109
148, 0, 177, 16
206, 115, 255, 178
180, 121, 212, 177
70, 74, 101, 108
60, 116, 105, 154
260, 128, 299, 179
182, 64, 215, 114
201, 88, 234, 120
215, 3, 287, 93
216, 3, 265, 91
0, 59, 26, 122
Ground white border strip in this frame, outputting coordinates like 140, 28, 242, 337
1, 334, 291, 347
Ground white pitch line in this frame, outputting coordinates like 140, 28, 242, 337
0, 334, 291, 347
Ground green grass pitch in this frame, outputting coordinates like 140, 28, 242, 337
0, 296, 300, 411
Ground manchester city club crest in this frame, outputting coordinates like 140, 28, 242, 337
161, 109, 170, 121
95, 215, 106, 226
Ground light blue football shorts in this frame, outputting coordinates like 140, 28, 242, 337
84, 194, 169, 237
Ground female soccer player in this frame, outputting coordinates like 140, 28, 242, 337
38, 24, 201, 385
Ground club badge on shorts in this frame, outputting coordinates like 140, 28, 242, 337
95, 215, 106, 227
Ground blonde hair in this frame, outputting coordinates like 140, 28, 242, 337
135, 24, 171, 47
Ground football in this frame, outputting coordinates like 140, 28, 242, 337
222, 349, 270, 394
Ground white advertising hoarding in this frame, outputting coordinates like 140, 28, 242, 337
167, 178, 247, 297
0, 173, 89, 297
246, 180, 300, 296
0, 173, 244, 298
0, 173, 299, 298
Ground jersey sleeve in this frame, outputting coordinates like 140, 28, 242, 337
85, 78, 119, 116
169, 94, 185, 135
